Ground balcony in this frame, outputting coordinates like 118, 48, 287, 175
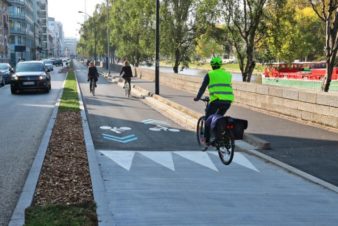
26, 30, 34, 38
7, 0, 25, 6
25, 1, 34, 14
8, 12, 25, 21
10, 28, 26, 35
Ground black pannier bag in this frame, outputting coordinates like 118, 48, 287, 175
213, 116, 248, 140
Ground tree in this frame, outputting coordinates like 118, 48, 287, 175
110, 0, 155, 66
309, 0, 338, 92
160, 0, 199, 73
257, 0, 324, 63
195, 34, 224, 59
220, 0, 267, 82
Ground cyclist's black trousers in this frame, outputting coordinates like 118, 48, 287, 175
205, 100, 231, 142
123, 77, 131, 88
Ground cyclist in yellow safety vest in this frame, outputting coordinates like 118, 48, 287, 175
194, 56, 234, 145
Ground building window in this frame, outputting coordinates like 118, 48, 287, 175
9, 36, 15, 44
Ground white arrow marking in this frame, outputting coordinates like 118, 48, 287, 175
209, 152, 259, 172
100, 151, 135, 171
139, 152, 175, 171
174, 151, 218, 171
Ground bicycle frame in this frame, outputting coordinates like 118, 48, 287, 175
197, 96, 235, 165
90, 78, 96, 96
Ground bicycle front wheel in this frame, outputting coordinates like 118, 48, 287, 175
196, 116, 207, 147
217, 137, 235, 165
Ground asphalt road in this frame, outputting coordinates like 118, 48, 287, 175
0, 67, 66, 226
75, 62, 200, 152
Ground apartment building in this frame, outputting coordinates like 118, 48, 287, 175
7, 0, 49, 65
0, 0, 9, 63
63, 37, 77, 58
48, 17, 63, 57
38, 0, 48, 58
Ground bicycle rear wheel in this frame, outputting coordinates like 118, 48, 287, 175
217, 137, 235, 165
91, 80, 95, 96
124, 83, 130, 97
196, 116, 207, 149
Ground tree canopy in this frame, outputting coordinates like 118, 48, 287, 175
76, 0, 334, 89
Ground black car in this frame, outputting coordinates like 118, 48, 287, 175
0, 63, 14, 84
11, 61, 51, 94
54, 59, 63, 66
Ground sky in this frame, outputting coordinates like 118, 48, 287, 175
48, 0, 104, 39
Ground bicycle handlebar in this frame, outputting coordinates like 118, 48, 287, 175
199, 97, 210, 102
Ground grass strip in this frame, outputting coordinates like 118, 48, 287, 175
59, 70, 80, 112
25, 68, 97, 226
25, 202, 97, 226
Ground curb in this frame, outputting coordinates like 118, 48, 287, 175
132, 84, 270, 150
9, 80, 65, 226
75, 70, 114, 226
243, 148, 338, 194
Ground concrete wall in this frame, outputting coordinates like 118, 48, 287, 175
136, 67, 338, 129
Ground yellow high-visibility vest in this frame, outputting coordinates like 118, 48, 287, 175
208, 68, 234, 102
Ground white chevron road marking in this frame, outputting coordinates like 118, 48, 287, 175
140, 152, 175, 171
99, 151, 259, 173
100, 151, 135, 171
209, 152, 260, 172
174, 151, 218, 171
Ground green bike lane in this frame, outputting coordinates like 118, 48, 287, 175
75, 63, 338, 225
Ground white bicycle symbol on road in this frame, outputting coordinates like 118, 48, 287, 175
142, 119, 180, 132
100, 126, 132, 134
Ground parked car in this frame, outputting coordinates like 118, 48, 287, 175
42, 59, 53, 72
0, 63, 14, 84
0, 72, 4, 86
11, 61, 51, 94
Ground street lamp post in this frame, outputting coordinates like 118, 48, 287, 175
155, 0, 160, 95
78, 10, 97, 62
106, 0, 110, 76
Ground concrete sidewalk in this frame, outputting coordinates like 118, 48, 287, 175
113, 74, 338, 188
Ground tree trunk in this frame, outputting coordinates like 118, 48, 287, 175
173, 48, 180, 73
322, 60, 333, 92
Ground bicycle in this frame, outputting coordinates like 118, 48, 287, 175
196, 97, 235, 165
123, 79, 131, 98
89, 78, 96, 96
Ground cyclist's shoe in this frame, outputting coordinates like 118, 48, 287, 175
95, 84, 97, 87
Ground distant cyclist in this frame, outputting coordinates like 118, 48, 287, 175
193, 56, 234, 144
120, 60, 133, 89
87, 61, 99, 91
